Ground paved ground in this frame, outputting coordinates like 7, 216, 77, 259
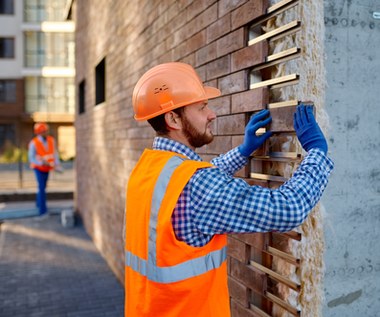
0, 201, 124, 317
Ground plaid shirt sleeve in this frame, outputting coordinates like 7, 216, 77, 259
210, 147, 248, 176
182, 148, 333, 246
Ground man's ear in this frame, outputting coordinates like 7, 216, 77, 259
164, 111, 182, 130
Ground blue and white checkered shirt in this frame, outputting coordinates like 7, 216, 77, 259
153, 137, 334, 247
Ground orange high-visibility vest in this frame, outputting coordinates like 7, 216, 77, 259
125, 149, 230, 317
30, 136, 55, 172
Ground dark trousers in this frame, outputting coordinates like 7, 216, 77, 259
33, 169, 49, 215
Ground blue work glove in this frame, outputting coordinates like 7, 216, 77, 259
294, 104, 328, 153
238, 109, 273, 157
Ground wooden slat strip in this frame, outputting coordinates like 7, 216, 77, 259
249, 304, 272, 317
269, 23, 302, 43
250, 0, 299, 30
248, 20, 300, 46
274, 231, 302, 241
265, 291, 301, 316
250, 173, 288, 183
250, 74, 298, 90
267, 246, 300, 266
270, 78, 300, 90
253, 51, 301, 71
266, 47, 299, 62
268, 100, 298, 109
267, 0, 299, 14
250, 261, 300, 291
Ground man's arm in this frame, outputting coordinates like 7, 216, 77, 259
189, 104, 333, 236
190, 149, 333, 235
28, 141, 40, 166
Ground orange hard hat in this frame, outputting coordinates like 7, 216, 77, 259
34, 122, 48, 134
132, 62, 221, 121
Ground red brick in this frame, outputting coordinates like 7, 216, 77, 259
209, 95, 230, 116
187, 30, 207, 53
207, 13, 231, 43
231, 88, 268, 114
230, 257, 264, 294
230, 299, 257, 317
184, 3, 218, 39
216, 27, 245, 57
219, 71, 247, 95
231, 0, 268, 30
205, 135, 232, 154
228, 277, 250, 308
217, 113, 245, 135
218, 0, 248, 17
231, 41, 268, 72
186, 0, 217, 21
206, 55, 230, 80
228, 236, 250, 262
195, 42, 217, 66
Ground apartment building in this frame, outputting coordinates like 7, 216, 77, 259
0, 0, 75, 160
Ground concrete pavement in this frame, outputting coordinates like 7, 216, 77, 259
0, 201, 124, 317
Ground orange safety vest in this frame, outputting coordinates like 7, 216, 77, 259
125, 149, 230, 317
29, 136, 55, 172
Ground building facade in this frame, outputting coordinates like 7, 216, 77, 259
0, 0, 75, 161
72, 0, 380, 316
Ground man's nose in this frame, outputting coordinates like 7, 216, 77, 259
208, 109, 216, 121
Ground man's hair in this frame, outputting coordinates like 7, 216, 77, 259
147, 107, 185, 136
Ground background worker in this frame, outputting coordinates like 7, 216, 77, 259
28, 123, 61, 217
124, 62, 334, 316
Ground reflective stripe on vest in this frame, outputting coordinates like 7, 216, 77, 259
125, 155, 227, 283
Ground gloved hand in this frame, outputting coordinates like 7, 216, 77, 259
293, 104, 328, 153
238, 109, 273, 157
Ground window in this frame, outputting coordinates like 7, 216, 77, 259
24, 0, 67, 22
95, 58, 106, 105
0, 0, 14, 14
78, 80, 85, 114
0, 124, 15, 151
24, 32, 74, 67
0, 80, 16, 102
0, 38, 15, 58
25, 77, 75, 114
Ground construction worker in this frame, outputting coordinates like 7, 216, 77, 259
28, 123, 61, 216
124, 62, 334, 316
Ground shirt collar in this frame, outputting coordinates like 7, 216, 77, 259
152, 137, 203, 161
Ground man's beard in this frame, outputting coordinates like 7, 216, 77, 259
182, 115, 214, 149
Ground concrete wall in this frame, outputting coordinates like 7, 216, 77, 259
323, 0, 380, 316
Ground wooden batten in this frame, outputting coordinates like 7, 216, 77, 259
253, 47, 301, 71
267, 246, 300, 267
268, 100, 298, 109
250, 74, 299, 90
250, 304, 272, 317
265, 291, 301, 317
249, 261, 301, 291
267, 0, 299, 14
250, 173, 288, 183
274, 231, 302, 241
250, 0, 300, 29
248, 20, 301, 46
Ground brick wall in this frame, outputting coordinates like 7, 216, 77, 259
74, 0, 269, 311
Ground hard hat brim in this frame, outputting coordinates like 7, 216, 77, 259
204, 86, 221, 100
